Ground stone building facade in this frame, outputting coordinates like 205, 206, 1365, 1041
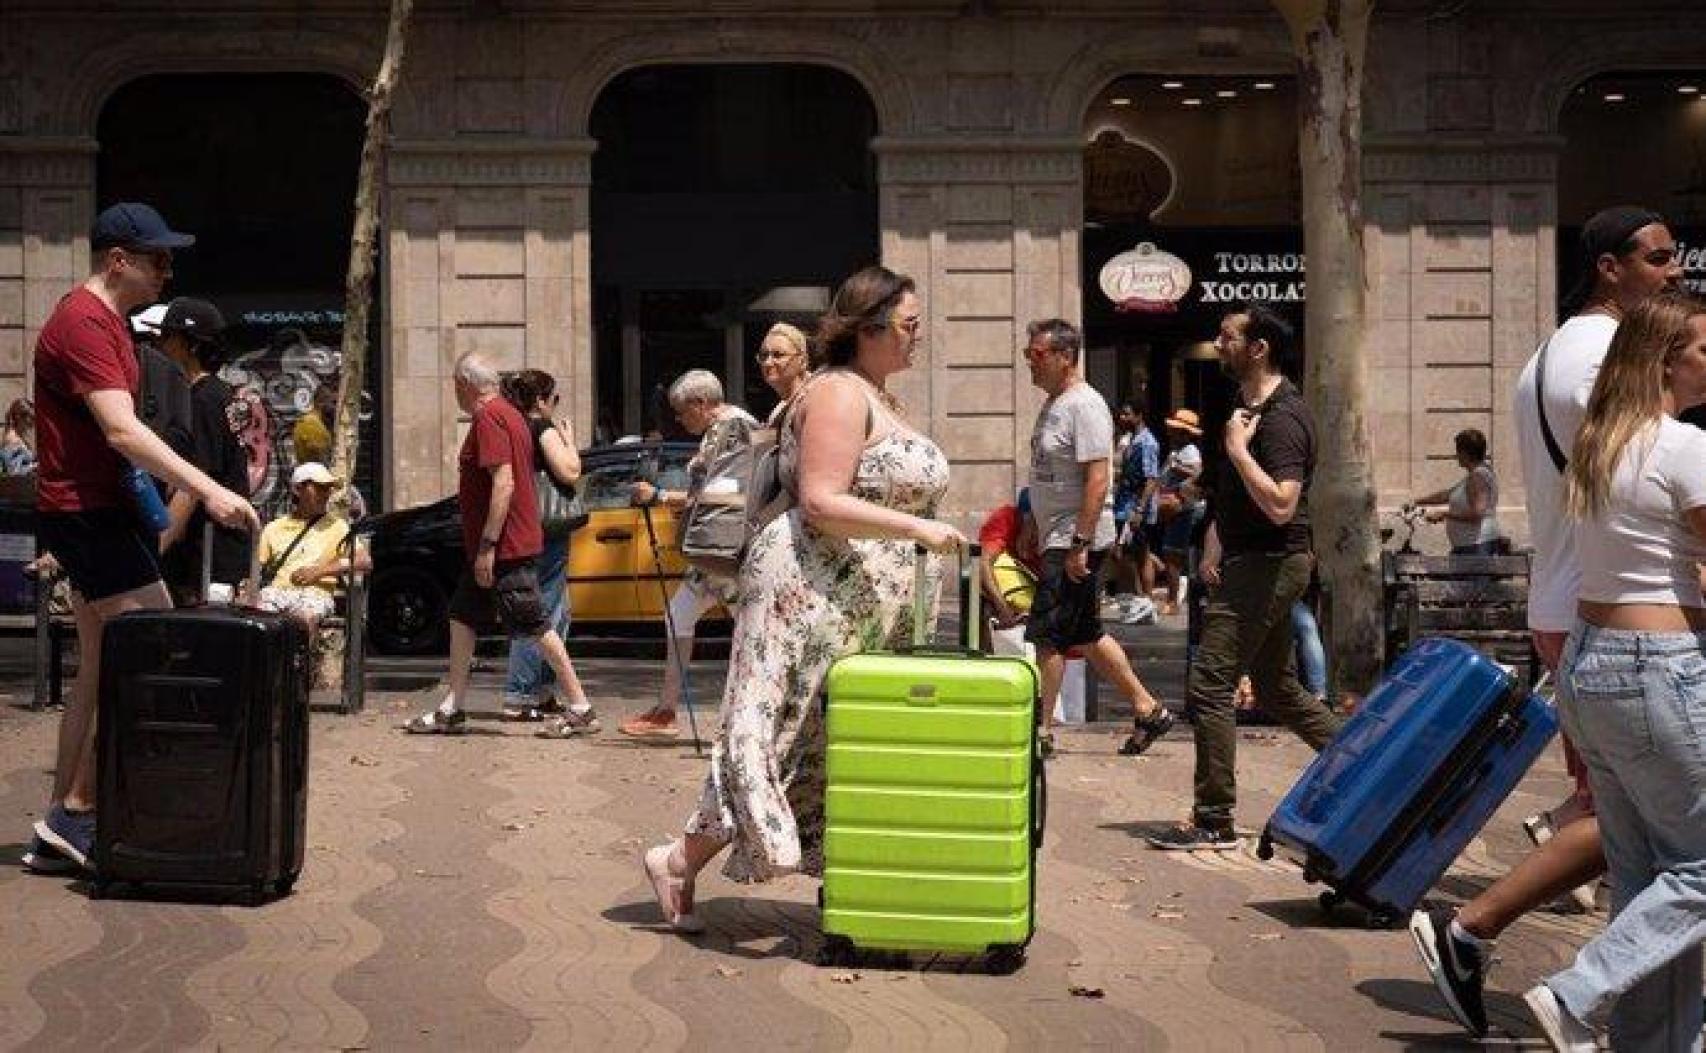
3, 1, 1705, 533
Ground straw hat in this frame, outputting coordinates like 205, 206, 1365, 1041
1163, 408, 1202, 437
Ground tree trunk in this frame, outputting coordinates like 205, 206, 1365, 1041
1271, 0, 1382, 695
323, 0, 414, 685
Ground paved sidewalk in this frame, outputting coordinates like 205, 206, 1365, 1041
0, 647, 1599, 1051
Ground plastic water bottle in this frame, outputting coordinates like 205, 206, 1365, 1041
124, 464, 171, 534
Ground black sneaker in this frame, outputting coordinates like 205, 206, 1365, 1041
1118, 707, 1176, 756
1409, 907, 1489, 1036
1146, 822, 1239, 851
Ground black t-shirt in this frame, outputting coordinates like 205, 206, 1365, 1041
167, 375, 252, 587
1209, 377, 1315, 555
528, 416, 573, 495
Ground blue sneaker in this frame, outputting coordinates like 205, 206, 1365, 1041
33, 803, 95, 872
21, 831, 79, 875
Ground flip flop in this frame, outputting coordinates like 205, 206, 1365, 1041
641, 844, 705, 934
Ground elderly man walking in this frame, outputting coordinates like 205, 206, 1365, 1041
404, 353, 596, 736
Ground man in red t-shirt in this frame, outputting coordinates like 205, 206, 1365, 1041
404, 353, 595, 735
25, 203, 260, 875
978, 489, 1042, 628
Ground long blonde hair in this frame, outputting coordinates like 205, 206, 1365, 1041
1564, 290, 1706, 519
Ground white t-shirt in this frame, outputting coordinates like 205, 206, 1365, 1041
1512, 314, 1617, 631
1576, 416, 1706, 607
1028, 382, 1116, 551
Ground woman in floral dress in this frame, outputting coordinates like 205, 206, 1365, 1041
642, 266, 966, 933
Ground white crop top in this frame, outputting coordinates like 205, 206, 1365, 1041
1575, 416, 1706, 608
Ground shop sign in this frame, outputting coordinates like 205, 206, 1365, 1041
1099, 242, 1193, 313
1678, 239, 1706, 296
1199, 251, 1307, 304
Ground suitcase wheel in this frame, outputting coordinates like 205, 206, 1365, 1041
274, 875, 297, 898
1255, 834, 1274, 862
818, 934, 857, 968
986, 944, 1026, 975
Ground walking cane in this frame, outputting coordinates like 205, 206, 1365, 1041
637, 450, 704, 755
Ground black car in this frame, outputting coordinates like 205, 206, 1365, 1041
364, 440, 710, 655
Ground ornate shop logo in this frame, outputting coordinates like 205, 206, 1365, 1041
1099, 242, 1193, 313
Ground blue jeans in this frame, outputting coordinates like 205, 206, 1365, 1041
1291, 601, 1327, 699
504, 536, 570, 703
1547, 623, 1706, 1051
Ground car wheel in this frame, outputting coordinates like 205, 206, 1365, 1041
367, 566, 450, 655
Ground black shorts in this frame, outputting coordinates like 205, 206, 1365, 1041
449, 558, 549, 637
1025, 547, 1108, 652
37, 508, 163, 603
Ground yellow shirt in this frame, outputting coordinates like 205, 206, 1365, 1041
258, 514, 354, 595
292, 410, 332, 466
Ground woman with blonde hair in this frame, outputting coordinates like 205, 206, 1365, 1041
757, 321, 810, 422
1520, 290, 1706, 1051
639, 266, 964, 932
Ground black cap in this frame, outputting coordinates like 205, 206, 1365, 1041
90, 202, 195, 251
1560, 204, 1666, 316
158, 297, 226, 344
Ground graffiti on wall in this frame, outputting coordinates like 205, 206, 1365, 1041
219, 322, 374, 517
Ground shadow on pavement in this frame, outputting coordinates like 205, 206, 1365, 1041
1358, 978, 1536, 1050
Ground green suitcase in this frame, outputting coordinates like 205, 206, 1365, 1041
821, 543, 1044, 972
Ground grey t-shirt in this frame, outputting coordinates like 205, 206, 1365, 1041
1028, 381, 1116, 551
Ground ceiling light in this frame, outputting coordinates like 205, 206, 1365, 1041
1680, 85, 1700, 94
1110, 96, 1132, 106
1162, 81, 1184, 90
1253, 81, 1276, 90
1216, 90, 1237, 98
1182, 98, 1203, 107
1603, 92, 1626, 102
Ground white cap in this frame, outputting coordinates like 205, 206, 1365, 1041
291, 462, 338, 486
130, 303, 169, 336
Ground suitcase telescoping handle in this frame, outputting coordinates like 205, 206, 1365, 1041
202, 520, 265, 606
909, 540, 982, 652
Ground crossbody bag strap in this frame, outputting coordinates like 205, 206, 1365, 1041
1535, 336, 1569, 473
263, 513, 327, 586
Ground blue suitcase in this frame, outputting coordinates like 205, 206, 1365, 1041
1255, 637, 1557, 926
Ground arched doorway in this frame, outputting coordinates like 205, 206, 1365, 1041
1558, 71, 1706, 303
1080, 74, 1302, 442
589, 64, 879, 438
97, 73, 378, 514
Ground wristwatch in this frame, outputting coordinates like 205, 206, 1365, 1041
478, 536, 499, 551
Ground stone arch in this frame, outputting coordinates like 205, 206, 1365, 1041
1042, 27, 1295, 135
1524, 27, 1706, 134
55, 27, 376, 134
554, 25, 913, 138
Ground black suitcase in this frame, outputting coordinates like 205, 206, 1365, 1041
94, 603, 310, 903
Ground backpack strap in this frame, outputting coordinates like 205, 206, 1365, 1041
1535, 336, 1569, 473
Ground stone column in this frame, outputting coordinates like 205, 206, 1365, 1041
874, 136, 1082, 526
385, 137, 595, 509
0, 136, 97, 407
1363, 134, 1558, 542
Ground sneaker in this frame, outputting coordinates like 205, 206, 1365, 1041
1408, 908, 1489, 1035
1523, 984, 1596, 1052
20, 832, 79, 875
538, 706, 601, 739
33, 803, 95, 871
403, 708, 467, 735
619, 711, 681, 741
1147, 822, 1239, 851
1119, 595, 1158, 625
1118, 706, 1175, 756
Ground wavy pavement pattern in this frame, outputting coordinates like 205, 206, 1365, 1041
184, 715, 409, 1049
481, 736, 689, 1051
0, 722, 104, 1049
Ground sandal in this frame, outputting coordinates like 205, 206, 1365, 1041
1039, 731, 1056, 760
619, 712, 681, 741
642, 843, 705, 934
404, 709, 467, 734
502, 703, 547, 722
537, 707, 601, 739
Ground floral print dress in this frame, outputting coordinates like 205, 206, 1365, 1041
684, 390, 950, 882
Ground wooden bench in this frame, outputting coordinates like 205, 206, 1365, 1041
1382, 552, 1538, 687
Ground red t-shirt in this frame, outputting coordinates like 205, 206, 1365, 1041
458, 396, 542, 563
33, 287, 140, 513
979, 503, 1041, 573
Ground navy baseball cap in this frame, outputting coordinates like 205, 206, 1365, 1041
90, 202, 195, 251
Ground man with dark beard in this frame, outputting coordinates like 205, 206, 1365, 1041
1148, 303, 1342, 851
